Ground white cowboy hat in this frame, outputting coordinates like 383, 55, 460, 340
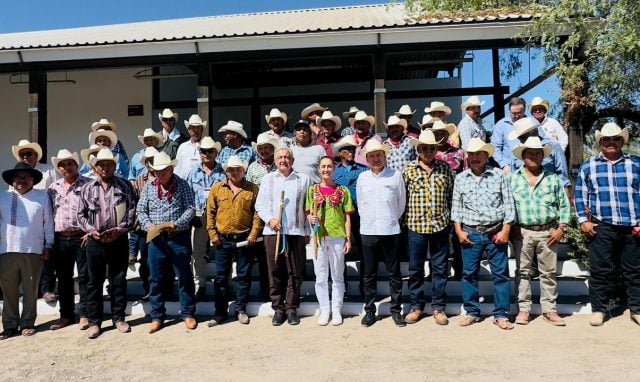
529, 96, 550, 112
255, 133, 278, 149
316, 110, 342, 130
410, 129, 442, 147
301, 103, 327, 119
265, 108, 288, 124
90, 118, 118, 132
137, 128, 165, 147
12, 139, 43, 162
222, 155, 248, 171
51, 149, 81, 169
508, 117, 539, 140
332, 135, 357, 152
394, 104, 416, 117
461, 96, 485, 112
384, 115, 408, 130
595, 122, 629, 144
465, 138, 495, 157
90, 148, 119, 166
513, 136, 552, 160
80, 144, 101, 165
158, 108, 179, 122
88, 129, 118, 149
419, 115, 441, 128
140, 147, 159, 166
199, 136, 222, 152
184, 114, 207, 129
218, 120, 248, 139
342, 106, 360, 119
424, 101, 452, 115
348, 110, 376, 127
150, 151, 178, 171
429, 120, 457, 136
361, 139, 390, 158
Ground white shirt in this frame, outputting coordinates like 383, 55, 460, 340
174, 140, 201, 179
0, 189, 54, 254
290, 144, 326, 184
35, 162, 60, 190
255, 170, 311, 236
356, 167, 406, 235
539, 117, 568, 151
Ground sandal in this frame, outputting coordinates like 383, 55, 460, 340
458, 315, 480, 327
493, 318, 514, 330
0, 329, 17, 340
21, 327, 36, 336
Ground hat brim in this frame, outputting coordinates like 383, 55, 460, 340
301, 105, 327, 119
184, 121, 207, 130
317, 116, 342, 130
138, 133, 165, 148
2, 167, 43, 185
363, 144, 390, 158
12, 143, 43, 162
425, 106, 452, 115
349, 116, 376, 127
410, 137, 443, 147
222, 162, 248, 171
218, 126, 248, 139
158, 112, 179, 123
91, 121, 118, 132
51, 153, 80, 170
89, 130, 118, 149
200, 142, 222, 152
265, 113, 288, 125
80, 148, 101, 165
513, 144, 552, 161
90, 154, 119, 167
508, 125, 538, 141
595, 128, 629, 144
430, 123, 457, 136
467, 144, 495, 157
150, 159, 178, 171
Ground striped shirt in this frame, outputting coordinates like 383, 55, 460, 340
136, 175, 195, 232
451, 166, 516, 226
403, 160, 454, 234
76, 176, 137, 234
48, 175, 92, 232
186, 162, 226, 214
509, 167, 571, 226
384, 135, 416, 172
575, 153, 640, 226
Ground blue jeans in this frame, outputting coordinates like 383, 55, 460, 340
148, 231, 196, 321
408, 228, 450, 311
129, 229, 150, 294
461, 229, 510, 319
214, 238, 252, 316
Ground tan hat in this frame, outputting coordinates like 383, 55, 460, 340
529, 97, 550, 112
361, 139, 390, 158
425, 101, 452, 115
199, 136, 222, 152
384, 115, 407, 130
316, 110, 342, 130
394, 104, 416, 117
429, 120, 457, 136
184, 114, 207, 129
342, 106, 360, 119
265, 108, 288, 124
411, 129, 442, 147
158, 108, 179, 123
90, 118, 118, 132
222, 155, 248, 171
12, 139, 43, 162
137, 128, 165, 148
508, 118, 538, 140
461, 96, 485, 112
150, 151, 178, 171
255, 134, 279, 149
140, 147, 159, 166
513, 136, 552, 160
332, 135, 357, 152
218, 120, 248, 139
349, 110, 376, 127
51, 149, 80, 169
595, 122, 629, 144
301, 103, 327, 119
88, 129, 118, 149
90, 148, 119, 166
465, 138, 495, 157
419, 115, 441, 129
81, 144, 101, 165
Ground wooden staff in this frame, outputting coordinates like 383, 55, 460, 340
274, 190, 285, 261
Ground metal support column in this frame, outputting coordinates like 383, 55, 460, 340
373, 52, 386, 134
28, 71, 47, 162
197, 62, 211, 135
492, 49, 505, 122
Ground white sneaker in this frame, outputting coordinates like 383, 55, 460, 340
331, 312, 343, 326
318, 311, 330, 326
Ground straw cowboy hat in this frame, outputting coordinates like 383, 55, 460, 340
265, 108, 288, 124
343, 106, 360, 119
88, 129, 118, 149
465, 138, 495, 157
137, 128, 165, 147
199, 136, 222, 153
419, 115, 441, 129
513, 136, 552, 161
394, 104, 416, 117
316, 110, 342, 130
255, 134, 278, 149
12, 139, 43, 162
3, 163, 43, 185
411, 129, 442, 147
222, 155, 248, 171
158, 108, 179, 122
361, 139, 390, 157
384, 115, 408, 130
51, 149, 81, 169
90, 118, 118, 132
429, 120, 457, 136
184, 114, 207, 129
461, 96, 485, 111
595, 122, 629, 144
508, 117, 539, 140
301, 103, 328, 119
81, 144, 101, 165
140, 147, 159, 166
150, 151, 178, 171
529, 97, 550, 112
218, 120, 248, 139
332, 135, 357, 152
424, 101, 452, 115
349, 110, 376, 127
90, 148, 119, 166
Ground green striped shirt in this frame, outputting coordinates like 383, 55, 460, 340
509, 167, 571, 226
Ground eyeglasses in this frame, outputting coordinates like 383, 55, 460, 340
161, 118, 174, 122
417, 145, 437, 152
531, 108, 546, 114
19, 151, 36, 158
200, 149, 216, 154
601, 136, 623, 143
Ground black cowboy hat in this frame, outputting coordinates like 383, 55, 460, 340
2, 163, 43, 185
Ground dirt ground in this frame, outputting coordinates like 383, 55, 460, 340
1, 312, 639, 381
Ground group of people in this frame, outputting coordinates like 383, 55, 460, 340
0, 95, 638, 340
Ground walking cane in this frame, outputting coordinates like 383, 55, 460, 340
274, 190, 285, 262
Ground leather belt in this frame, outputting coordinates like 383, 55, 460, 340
463, 222, 502, 234
56, 231, 84, 238
520, 220, 557, 232
219, 232, 249, 241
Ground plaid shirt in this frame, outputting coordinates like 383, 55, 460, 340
384, 135, 416, 172
451, 166, 516, 226
246, 159, 276, 187
403, 160, 454, 233
575, 153, 640, 226
509, 167, 571, 226
217, 143, 257, 167
48, 176, 92, 232
136, 175, 195, 232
